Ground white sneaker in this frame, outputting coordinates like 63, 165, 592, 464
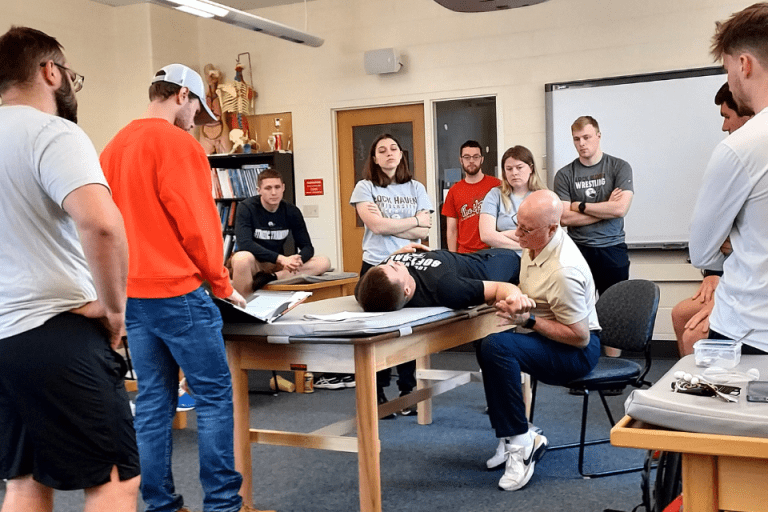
314, 375, 346, 390
486, 439, 506, 469
498, 433, 548, 491
487, 424, 543, 470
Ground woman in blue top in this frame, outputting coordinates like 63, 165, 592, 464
479, 145, 545, 255
347, 133, 434, 415
350, 134, 433, 274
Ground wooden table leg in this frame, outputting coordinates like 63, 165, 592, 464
681, 453, 718, 512
172, 411, 187, 429
354, 344, 381, 512
295, 370, 306, 393
416, 354, 432, 425
227, 340, 253, 508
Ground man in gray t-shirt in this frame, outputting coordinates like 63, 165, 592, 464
0, 26, 139, 509
554, 115, 634, 297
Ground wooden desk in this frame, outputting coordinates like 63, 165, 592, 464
611, 415, 768, 512
225, 306, 505, 512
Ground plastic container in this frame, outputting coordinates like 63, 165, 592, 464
693, 340, 742, 368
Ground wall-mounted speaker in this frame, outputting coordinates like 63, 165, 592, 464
364, 48, 402, 75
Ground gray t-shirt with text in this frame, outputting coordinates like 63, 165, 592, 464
554, 153, 633, 247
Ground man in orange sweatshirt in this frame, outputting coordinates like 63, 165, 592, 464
101, 64, 270, 512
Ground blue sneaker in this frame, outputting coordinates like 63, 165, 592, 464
177, 390, 195, 412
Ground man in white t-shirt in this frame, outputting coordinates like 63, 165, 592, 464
0, 26, 139, 512
689, 3, 768, 352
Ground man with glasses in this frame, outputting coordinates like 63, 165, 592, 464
0, 26, 140, 511
442, 140, 501, 253
477, 190, 600, 492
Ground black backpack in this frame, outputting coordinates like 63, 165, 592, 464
604, 450, 682, 512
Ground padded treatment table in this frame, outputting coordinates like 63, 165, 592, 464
261, 275, 359, 392
612, 354, 768, 512
223, 295, 509, 512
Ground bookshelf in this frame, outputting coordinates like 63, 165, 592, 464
209, 152, 296, 262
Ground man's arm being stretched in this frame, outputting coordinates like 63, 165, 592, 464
482, 281, 534, 309
494, 292, 591, 348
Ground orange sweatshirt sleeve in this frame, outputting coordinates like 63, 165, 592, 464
157, 141, 233, 298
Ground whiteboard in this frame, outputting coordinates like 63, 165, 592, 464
545, 68, 727, 248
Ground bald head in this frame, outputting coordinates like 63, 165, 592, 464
520, 190, 562, 225
516, 190, 561, 256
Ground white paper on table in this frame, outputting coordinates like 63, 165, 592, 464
303, 311, 385, 322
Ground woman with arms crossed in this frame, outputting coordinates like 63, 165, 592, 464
479, 145, 546, 254
348, 133, 433, 415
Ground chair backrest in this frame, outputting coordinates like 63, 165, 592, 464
595, 279, 660, 352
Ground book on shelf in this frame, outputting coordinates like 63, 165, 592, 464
227, 201, 237, 228
212, 290, 311, 324
211, 164, 273, 199
211, 168, 223, 198
223, 233, 235, 261
216, 168, 235, 198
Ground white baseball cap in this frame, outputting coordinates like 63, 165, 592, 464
151, 63, 217, 125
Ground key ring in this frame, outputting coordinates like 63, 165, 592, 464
671, 371, 739, 403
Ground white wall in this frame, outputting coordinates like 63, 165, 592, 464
192, 0, 753, 272
5, 0, 120, 149
5, 0, 754, 338
8, 0, 753, 267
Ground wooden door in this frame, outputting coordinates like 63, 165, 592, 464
336, 104, 426, 273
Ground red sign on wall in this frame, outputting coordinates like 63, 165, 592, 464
304, 179, 324, 196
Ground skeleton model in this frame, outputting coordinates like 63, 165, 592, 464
218, 63, 256, 140
199, 64, 232, 155
228, 129, 257, 154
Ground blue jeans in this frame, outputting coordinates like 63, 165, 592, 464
477, 330, 601, 438
126, 287, 243, 512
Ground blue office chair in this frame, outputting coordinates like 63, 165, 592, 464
528, 279, 660, 478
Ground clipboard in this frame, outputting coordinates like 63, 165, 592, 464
212, 291, 311, 323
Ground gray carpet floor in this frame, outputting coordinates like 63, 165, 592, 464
0, 351, 677, 512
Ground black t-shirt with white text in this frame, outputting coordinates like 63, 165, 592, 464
385, 249, 520, 309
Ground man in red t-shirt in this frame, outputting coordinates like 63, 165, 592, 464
442, 140, 501, 253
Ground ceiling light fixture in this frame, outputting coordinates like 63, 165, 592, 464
169, 0, 228, 17
175, 5, 214, 17
149, 0, 324, 46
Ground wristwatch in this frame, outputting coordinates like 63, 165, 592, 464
523, 314, 536, 330
578, 201, 587, 213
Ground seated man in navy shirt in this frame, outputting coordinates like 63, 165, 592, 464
230, 169, 330, 295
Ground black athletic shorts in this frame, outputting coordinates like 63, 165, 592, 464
575, 242, 630, 296
0, 312, 140, 490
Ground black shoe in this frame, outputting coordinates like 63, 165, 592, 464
378, 390, 396, 420
398, 390, 416, 416
341, 375, 356, 388
252, 272, 277, 291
